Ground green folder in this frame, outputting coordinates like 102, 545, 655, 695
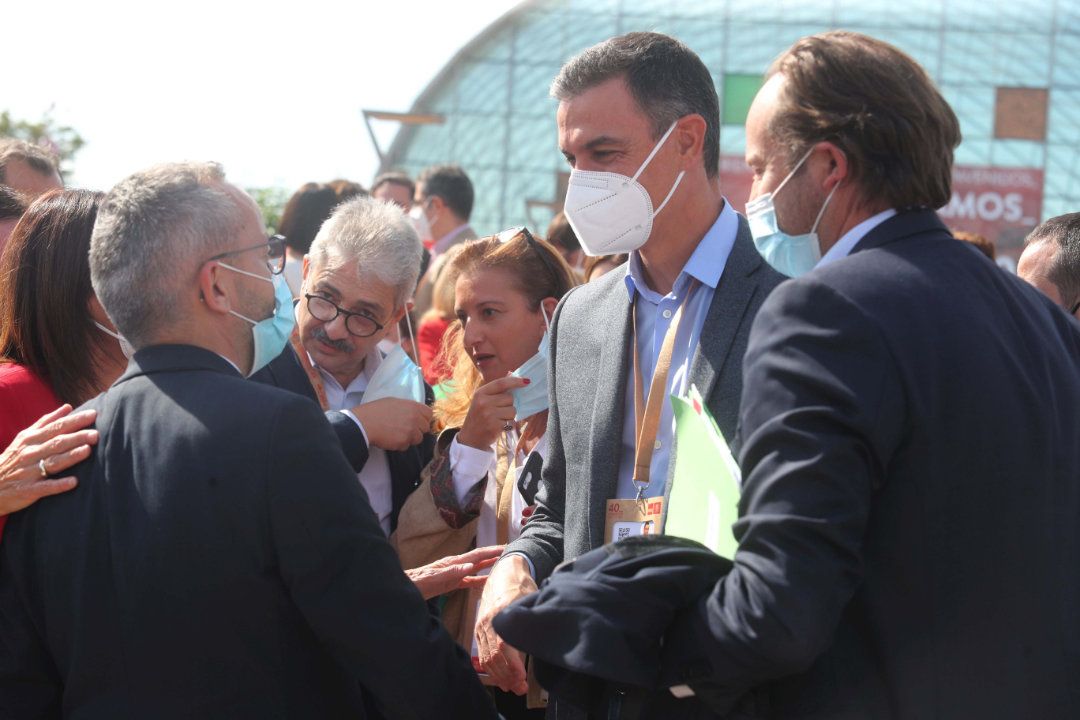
664, 385, 742, 559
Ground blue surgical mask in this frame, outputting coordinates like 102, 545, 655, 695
746, 148, 839, 278
221, 263, 295, 376
361, 309, 426, 405
363, 347, 426, 404
510, 307, 551, 421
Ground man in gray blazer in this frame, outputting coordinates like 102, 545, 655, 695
474, 32, 784, 697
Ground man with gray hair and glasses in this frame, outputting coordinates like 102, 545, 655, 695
0, 162, 497, 719
253, 195, 437, 539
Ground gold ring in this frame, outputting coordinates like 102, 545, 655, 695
38, 458, 48, 478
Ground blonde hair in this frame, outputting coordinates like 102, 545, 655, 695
433, 231, 578, 431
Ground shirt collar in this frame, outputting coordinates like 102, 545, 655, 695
433, 223, 471, 256
816, 208, 898, 269
297, 324, 383, 396
624, 199, 738, 304
215, 353, 244, 375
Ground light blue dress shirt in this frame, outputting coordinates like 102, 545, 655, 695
614, 200, 738, 501
816, 208, 897, 268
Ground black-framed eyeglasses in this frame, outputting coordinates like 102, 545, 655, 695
304, 293, 385, 338
1070, 299, 1080, 316
496, 226, 561, 289
208, 235, 287, 275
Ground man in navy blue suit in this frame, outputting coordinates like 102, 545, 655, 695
0, 162, 496, 719
659, 31, 1080, 719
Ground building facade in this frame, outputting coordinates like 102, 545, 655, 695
381, 0, 1079, 261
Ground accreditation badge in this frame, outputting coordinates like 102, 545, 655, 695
604, 497, 664, 544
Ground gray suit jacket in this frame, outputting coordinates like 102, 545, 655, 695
505, 214, 785, 582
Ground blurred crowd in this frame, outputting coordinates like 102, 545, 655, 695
0, 26, 1077, 720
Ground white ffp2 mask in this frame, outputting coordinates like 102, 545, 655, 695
563, 121, 685, 257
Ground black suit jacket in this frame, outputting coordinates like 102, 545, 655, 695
667, 210, 1080, 718
251, 344, 434, 534
0, 345, 495, 720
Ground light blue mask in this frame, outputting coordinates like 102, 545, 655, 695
363, 346, 426, 404
222, 264, 296, 376
510, 307, 551, 421
362, 310, 426, 404
746, 148, 838, 278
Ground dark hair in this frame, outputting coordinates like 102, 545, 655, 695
551, 32, 720, 178
372, 172, 416, 199
766, 31, 961, 210
0, 189, 106, 404
583, 253, 628, 282
278, 182, 340, 254
0, 185, 25, 221
327, 179, 366, 201
1026, 212, 1080, 308
546, 211, 580, 254
0, 138, 59, 185
952, 230, 996, 260
417, 165, 474, 220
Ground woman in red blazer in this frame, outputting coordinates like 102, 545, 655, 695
0, 189, 128, 531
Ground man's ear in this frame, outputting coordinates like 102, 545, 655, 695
818, 141, 849, 193
198, 262, 233, 316
675, 114, 707, 169
540, 296, 559, 325
389, 303, 408, 328
302, 254, 310, 282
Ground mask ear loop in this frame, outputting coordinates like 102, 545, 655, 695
540, 303, 551, 332
631, 120, 680, 183
630, 120, 686, 218
94, 320, 122, 341
771, 146, 816, 199
810, 181, 842, 235
403, 305, 418, 354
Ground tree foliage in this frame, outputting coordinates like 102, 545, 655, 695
0, 108, 85, 177
246, 186, 290, 234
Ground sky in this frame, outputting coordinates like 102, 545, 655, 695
6, 0, 518, 192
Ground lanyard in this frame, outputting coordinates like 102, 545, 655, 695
631, 278, 700, 500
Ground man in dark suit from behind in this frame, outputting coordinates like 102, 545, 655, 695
665, 32, 1080, 718
252, 195, 433, 537
0, 161, 496, 719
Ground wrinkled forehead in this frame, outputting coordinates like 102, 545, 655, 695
309, 247, 396, 312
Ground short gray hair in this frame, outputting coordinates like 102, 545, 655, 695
89, 161, 244, 346
550, 32, 720, 178
308, 196, 422, 309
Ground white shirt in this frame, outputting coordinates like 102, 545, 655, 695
310, 347, 395, 536
449, 432, 544, 546
816, 209, 898, 268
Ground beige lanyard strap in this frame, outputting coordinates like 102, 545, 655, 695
631, 278, 700, 500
